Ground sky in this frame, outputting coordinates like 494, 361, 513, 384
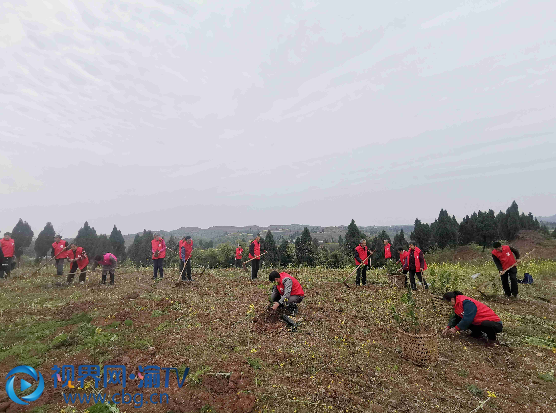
1, 0, 555, 237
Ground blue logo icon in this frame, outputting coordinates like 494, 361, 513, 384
5, 366, 45, 405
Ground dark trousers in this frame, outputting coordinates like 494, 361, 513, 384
408, 269, 428, 290
235, 258, 242, 268
0, 257, 13, 278
501, 267, 518, 297
67, 262, 87, 283
356, 266, 367, 285
153, 258, 164, 279
270, 288, 304, 306
452, 316, 503, 340
101, 269, 115, 285
55, 259, 64, 275
251, 259, 260, 280
180, 260, 192, 280
402, 270, 408, 287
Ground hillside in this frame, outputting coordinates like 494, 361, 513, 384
538, 214, 556, 223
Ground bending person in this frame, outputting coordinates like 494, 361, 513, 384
269, 271, 305, 316
92, 253, 118, 285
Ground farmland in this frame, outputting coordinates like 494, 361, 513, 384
1, 247, 555, 413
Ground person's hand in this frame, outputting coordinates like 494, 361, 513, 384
516, 259, 521, 264
499, 270, 505, 276
443, 327, 458, 336
271, 302, 280, 311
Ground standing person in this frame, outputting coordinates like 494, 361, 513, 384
67, 243, 89, 283
179, 236, 193, 281
151, 233, 166, 280
407, 241, 428, 290
491, 242, 520, 299
249, 234, 265, 280
354, 239, 372, 286
0, 233, 15, 278
268, 271, 305, 316
235, 244, 243, 268
51, 235, 69, 276
397, 246, 410, 287
442, 291, 503, 346
92, 253, 118, 285
0, 241, 4, 279
384, 240, 392, 260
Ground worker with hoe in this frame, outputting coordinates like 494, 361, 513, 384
249, 234, 265, 280
0, 232, 15, 278
354, 239, 372, 286
235, 243, 243, 268
491, 241, 520, 299
269, 270, 305, 317
442, 291, 503, 347
67, 243, 89, 283
51, 234, 69, 276
179, 236, 194, 281
383, 239, 392, 260
405, 240, 428, 290
152, 233, 166, 280
92, 253, 118, 285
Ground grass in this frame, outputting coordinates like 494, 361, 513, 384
0, 258, 555, 412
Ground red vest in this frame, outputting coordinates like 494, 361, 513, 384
409, 247, 427, 272
277, 273, 305, 297
454, 295, 500, 327
384, 243, 392, 259
68, 247, 89, 270
355, 245, 370, 265
400, 250, 409, 269
491, 245, 516, 271
152, 239, 166, 259
99, 253, 117, 266
249, 240, 261, 259
1, 238, 15, 257
235, 247, 243, 259
52, 240, 69, 259
180, 240, 193, 260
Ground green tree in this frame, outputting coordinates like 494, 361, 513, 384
264, 230, 279, 266
74, 221, 98, 257
278, 239, 294, 266
505, 201, 521, 240
475, 210, 498, 251
393, 229, 409, 260
431, 209, 458, 249
109, 225, 126, 261
295, 227, 315, 265
344, 219, 366, 256
11, 219, 34, 263
458, 213, 477, 245
552, 227, 556, 239
410, 218, 432, 252
95, 234, 112, 256
539, 224, 550, 236
127, 230, 154, 267
34, 222, 56, 259
495, 211, 507, 240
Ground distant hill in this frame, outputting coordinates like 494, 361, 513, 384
538, 214, 556, 223
122, 224, 415, 248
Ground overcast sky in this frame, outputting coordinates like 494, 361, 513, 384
1, 0, 555, 237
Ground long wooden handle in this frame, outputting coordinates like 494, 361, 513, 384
342, 260, 368, 283
31, 249, 68, 276
244, 252, 267, 264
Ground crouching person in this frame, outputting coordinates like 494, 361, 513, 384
92, 253, 118, 285
442, 291, 503, 346
269, 271, 305, 316
67, 244, 89, 283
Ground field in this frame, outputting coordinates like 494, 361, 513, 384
1, 245, 555, 412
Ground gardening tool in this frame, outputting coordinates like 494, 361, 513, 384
30, 248, 70, 277
178, 257, 191, 280
242, 252, 267, 272
341, 257, 371, 288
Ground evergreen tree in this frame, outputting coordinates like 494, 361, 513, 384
278, 239, 294, 266
338, 235, 343, 246
295, 227, 315, 265
410, 218, 432, 251
109, 225, 126, 261
506, 201, 521, 240
344, 219, 366, 256
34, 222, 56, 258
264, 230, 279, 266
393, 229, 409, 250
431, 209, 458, 249
127, 230, 154, 267
74, 221, 98, 257
95, 234, 112, 256
476, 210, 498, 251
458, 213, 477, 245
496, 211, 507, 240
539, 224, 550, 237
552, 227, 556, 239
11, 219, 34, 262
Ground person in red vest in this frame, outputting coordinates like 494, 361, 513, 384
179, 236, 194, 281
249, 234, 265, 280
152, 233, 166, 280
407, 240, 428, 290
442, 291, 503, 346
269, 271, 305, 316
397, 246, 410, 287
51, 234, 69, 276
0, 232, 15, 278
67, 243, 89, 283
235, 244, 243, 268
491, 241, 520, 298
354, 239, 373, 286
92, 253, 118, 285
383, 240, 392, 260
